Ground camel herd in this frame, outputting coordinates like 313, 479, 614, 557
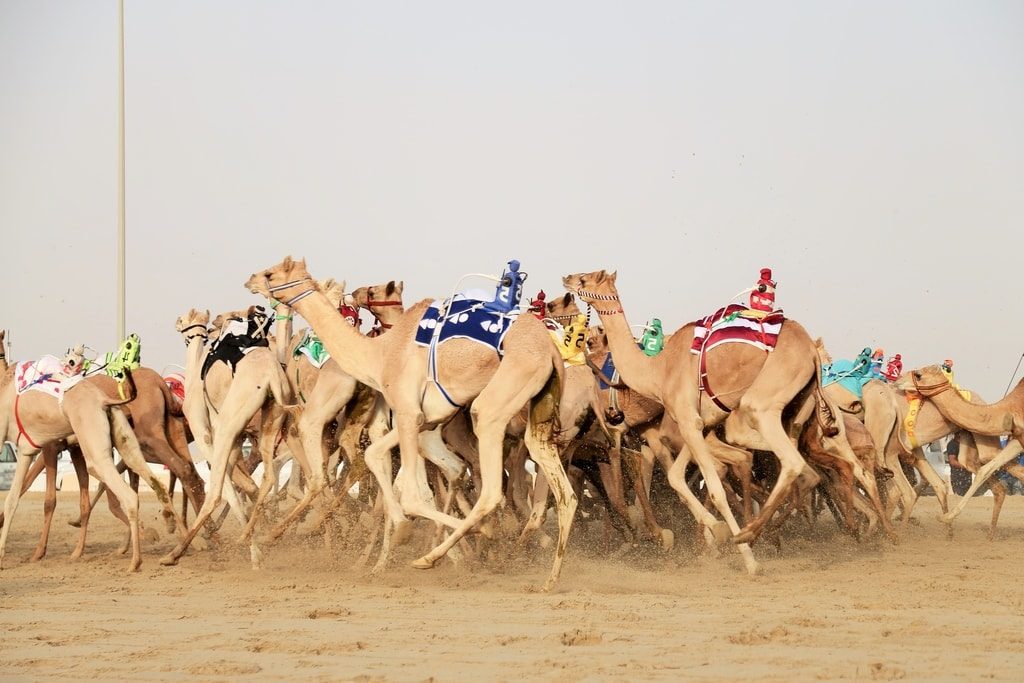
1, 257, 1022, 591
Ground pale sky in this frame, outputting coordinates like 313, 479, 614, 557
1, 1, 1022, 399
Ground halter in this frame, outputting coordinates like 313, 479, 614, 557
910, 372, 952, 398
267, 277, 316, 307
365, 299, 401, 331
575, 288, 623, 316
180, 323, 209, 347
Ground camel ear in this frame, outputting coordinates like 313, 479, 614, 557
386, 280, 396, 295
562, 292, 572, 305
396, 280, 404, 295
609, 270, 617, 282
283, 256, 293, 269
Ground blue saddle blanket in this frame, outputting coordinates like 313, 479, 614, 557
599, 353, 617, 390
821, 358, 881, 399
414, 295, 518, 356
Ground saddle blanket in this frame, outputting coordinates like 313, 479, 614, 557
201, 312, 272, 379
164, 373, 186, 406
690, 304, 784, 355
598, 353, 617, 390
293, 329, 330, 368
14, 356, 82, 401
821, 358, 877, 399
414, 295, 518, 356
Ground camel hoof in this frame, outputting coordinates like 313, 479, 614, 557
659, 528, 675, 551
392, 520, 414, 547
159, 553, 179, 566
69, 550, 83, 561
411, 555, 437, 570
192, 535, 210, 552
938, 513, 955, 525
128, 560, 142, 573
67, 519, 82, 529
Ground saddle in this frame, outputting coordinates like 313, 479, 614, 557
413, 260, 525, 408
293, 328, 330, 369
14, 355, 71, 400
690, 303, 785, 413
201, 307, 272, 380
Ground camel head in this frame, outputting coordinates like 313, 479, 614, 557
175, 309, 211, 345
893, 364, 947, 393
544, 292, 581, 323
318, 278, 347, 309
562, 270, 619, 305
587, 325, 609, 356
245, 256, 317, 305
350, 280, 404, 310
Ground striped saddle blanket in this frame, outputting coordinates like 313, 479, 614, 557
690, 304, 784, 355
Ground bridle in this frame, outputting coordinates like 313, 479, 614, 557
266, 276, 316, 307
180, 323, 209, 347
365, 299, 402, 331
575, 287, 623, 316
910, 372, 951, 398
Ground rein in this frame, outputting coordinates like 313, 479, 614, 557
365, 300, 402, 308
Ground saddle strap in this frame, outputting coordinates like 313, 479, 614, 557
14, 393, 41, 450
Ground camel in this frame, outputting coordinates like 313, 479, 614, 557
895, 365, 1024, 525
561, 270, 888, 574
247, 257, 577, 591
0, 368, 154, 572
265, 280, 407, 543
816, 341, 952, 525
3, 362, 205, 561
160, 308, 298, 568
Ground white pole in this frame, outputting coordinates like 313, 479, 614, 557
117, 0, 126, 342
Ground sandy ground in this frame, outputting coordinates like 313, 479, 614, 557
2, 491, 1024, 682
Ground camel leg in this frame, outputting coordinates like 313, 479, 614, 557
940, 439, 1024, 524
705, 432, 755, 526
0, 451, 37, 569
238, 406, 287, 545
161, 392, 260, 567
412, 362, 558, 574
361, 426, 407, 530
69, 448, 92, 559
726, 405, 808, 549
114, 432, 188, 542
68, 408, 143, 572
622, 446, 670, 548
914, 456, 949, 515
0, 450, 48, 531
988, 479, 1006, 540
664, 442, 733, 547
30, 447, 60, 561
69, 458, 129, 527
520, 468, 553, 541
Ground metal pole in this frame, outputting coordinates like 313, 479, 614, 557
117, 0, 126, 342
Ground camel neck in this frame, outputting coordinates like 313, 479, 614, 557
292, 291, 381, 390
926, 381, 1021, 437
593, 302, 661, 401
274, 304, 293, 365
182, 336, 206, 396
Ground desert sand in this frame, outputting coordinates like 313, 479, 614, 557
2, 491, 1023, 682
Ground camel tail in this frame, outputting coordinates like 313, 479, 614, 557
100, 369, 138, 408
268, 367, 295, 408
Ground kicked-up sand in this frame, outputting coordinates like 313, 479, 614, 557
1, 490, 1023, 681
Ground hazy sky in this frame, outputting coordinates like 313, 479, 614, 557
2, 1, 1022, 399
